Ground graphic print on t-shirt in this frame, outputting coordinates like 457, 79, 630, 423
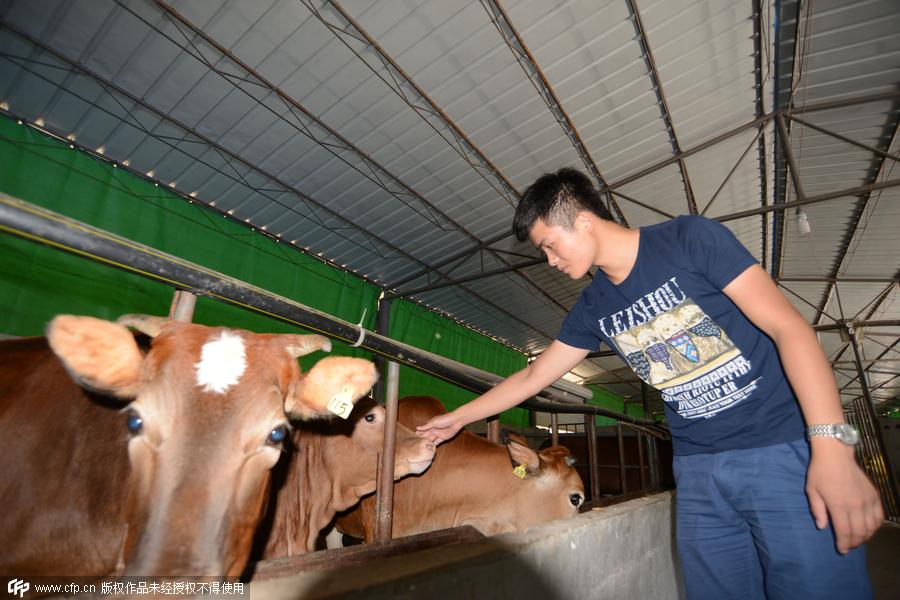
605, 279, 761, 419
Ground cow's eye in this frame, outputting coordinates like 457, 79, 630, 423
268, 425, 288, 446
125, 412, 143, 435
570, 493, 583, 507
364, 413, 376, 423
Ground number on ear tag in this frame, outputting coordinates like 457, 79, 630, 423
327, 385, 355, 419
513, 463, 527, 479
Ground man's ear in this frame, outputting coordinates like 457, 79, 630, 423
576, 211, 593, 232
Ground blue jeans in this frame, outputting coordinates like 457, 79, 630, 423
674, 439, 872, 600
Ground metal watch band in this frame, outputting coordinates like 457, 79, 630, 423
806, 424, 836, 438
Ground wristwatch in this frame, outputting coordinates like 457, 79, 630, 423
806, 423, 860, 446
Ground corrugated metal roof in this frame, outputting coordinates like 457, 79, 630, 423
1, 0, 897, 412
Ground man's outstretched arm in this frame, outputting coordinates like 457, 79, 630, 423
416, 340, 590, 444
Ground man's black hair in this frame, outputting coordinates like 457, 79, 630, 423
512, 168, 613, 241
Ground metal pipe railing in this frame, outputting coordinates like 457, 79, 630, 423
2, 194, 664, 429
2, 193, 672, 544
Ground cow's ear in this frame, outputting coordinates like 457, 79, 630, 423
47, 315, 144, 398
117, 314, 170, 337
501, 429, 528, 447
279, 334, 332, 358
286, 356, 378, 420
506, 440, 540, 474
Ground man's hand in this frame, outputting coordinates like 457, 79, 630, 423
806, 442, 883, 553
416, 411, 463, 445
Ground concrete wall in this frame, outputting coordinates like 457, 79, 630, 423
248, 492, 683, 600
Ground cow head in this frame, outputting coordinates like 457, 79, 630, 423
46, 314, 377, 577
506, 441, 585, 527
316, 397, 436, 504
276, 397, 436, 554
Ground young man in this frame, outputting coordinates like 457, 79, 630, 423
417, 168, 882, 598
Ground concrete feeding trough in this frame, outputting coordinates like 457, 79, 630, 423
247, 492, 682, 600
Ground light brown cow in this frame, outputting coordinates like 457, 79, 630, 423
0, 314, 376, 578
336, 396, 585, 542
258, 397, 435, 557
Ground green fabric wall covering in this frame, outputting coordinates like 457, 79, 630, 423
0, 116, 378, 365
390, 299, 529, 426
0, 114, 584, 426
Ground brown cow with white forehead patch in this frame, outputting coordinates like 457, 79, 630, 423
0, 314, 377, 578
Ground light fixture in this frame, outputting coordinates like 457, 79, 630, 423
797, 208, 810, 236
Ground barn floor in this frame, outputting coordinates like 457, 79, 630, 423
869, 520, 900, 600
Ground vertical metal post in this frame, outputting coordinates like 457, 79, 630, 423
847, 327, 900, 514
641, 383, 658, 490
847, 402, 882, 497
550, 412, 559, 447
852, 398, 895, 517
617, 422, 627, 495
641, 382, 651, 420
585, 414, 600, 500
487, 416, 501, 443
637, 430, 647, 490
374, 361, 400, 544
373, 296, 391, 404
168, 290, 196, 322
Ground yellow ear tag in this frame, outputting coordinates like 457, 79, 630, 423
513, 463, 527, 479
327, 385, 355, 419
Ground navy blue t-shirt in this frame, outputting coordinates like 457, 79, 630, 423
558, 216, 805, 455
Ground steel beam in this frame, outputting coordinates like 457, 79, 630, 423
786, 114, 900, 164
779, 277, 898, 283
393, 258, 545, 298
812, 116, 900, 326
701, 128, 763, 216
627, 0, 697, 215
148, 2, 571, 327
775, 114, 806, 200
479, 0, 628, 225
715, 177, 900, 223
316, 0, 520, 206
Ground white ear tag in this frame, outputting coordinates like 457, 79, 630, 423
327, 384, 355, 419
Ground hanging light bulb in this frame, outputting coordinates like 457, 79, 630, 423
797, 208, 810, 236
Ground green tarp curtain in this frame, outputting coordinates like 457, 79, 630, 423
0, 115, 632, 426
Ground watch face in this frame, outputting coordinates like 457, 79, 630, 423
835, 423, 859, 445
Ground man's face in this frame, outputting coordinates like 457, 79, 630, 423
528, 216, 593, 280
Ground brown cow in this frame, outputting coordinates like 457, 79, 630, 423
336, 396, 585, 542
0, 314, 377, 578
259, 397, 435, 557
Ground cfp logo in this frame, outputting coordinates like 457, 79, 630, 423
6, 579, 29, 598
